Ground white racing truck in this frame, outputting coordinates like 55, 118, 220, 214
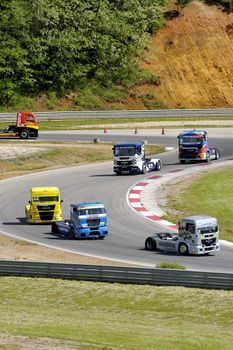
113, 141, 162, 175
145, 215, 220, 255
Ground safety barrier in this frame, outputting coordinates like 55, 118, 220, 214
0, 260, 232, 290
1, 108, 233, 120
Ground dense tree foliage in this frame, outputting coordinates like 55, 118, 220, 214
0, 0, 167, 104
216, 0, 233, 10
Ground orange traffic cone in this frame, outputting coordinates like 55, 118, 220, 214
134, 126, 138, 134
162, 127, 165, 135
104, 126, 107, 133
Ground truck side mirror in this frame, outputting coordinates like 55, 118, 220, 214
60, 199, 63, 203
28, 200, 31, 204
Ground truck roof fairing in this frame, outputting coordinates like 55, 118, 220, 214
181, 215, 218, 225
113, 141, 144, 147
31, 187, 60, 194
178, 130, 207, 138
71, 202, 105, 210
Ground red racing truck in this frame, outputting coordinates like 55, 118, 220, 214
0, 111, 38, 139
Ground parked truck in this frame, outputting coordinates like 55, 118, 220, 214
25, 187, 63, 224
51, 202, 108, 239
0, 111, 38, 139
113, 141, 162, 175
177, 129, 220, 163
145, 215, 220, 255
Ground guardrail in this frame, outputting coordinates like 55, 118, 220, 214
1, 108, 233, 120
0, 260, 232, 290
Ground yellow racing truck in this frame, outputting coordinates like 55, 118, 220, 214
25, 187, 63, 224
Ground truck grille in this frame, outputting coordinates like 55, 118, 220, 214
181, 149, 197, 159
117, 160, 133, 165
202, 238, 216, 246
37, 205, 55, 211
39, 212, 54, 221
87, 218, 100, 227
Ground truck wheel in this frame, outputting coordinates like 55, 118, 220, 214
69, 228, 76, 239
19, 129, 29, 139
179, 243, 189, 255
145, 238, 156, 251
156, 160, 162, 171
205, 153, 210, 163
215, 149, 220, 160
142, 163, 148, 174
180, 160, 186, 164
51, 222, 58, 234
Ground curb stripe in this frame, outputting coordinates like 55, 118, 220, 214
128, 174, 178, 231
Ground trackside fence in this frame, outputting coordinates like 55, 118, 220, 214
0, 260, 232, 290
1, 108, 233, 120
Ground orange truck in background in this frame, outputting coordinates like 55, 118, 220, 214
0, 111, 38, 139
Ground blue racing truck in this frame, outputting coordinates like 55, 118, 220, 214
113, 141, 162, 175
51, 202, 108, 239
178, 129, 220, 163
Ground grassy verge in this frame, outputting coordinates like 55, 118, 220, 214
0, 141, 164, 180
0, 277, 232, 350
164, 167, 233, 242
30, 116, 233, 130
1, 116, 233, 131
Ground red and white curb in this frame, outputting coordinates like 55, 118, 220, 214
127, 166, 233, 247
127, 175, 178, 231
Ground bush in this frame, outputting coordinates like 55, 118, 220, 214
156, 262, 186, 269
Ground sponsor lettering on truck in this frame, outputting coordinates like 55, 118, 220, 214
25, 187, 63, 224
51, 202, 108, 239
145, 215, 220, 255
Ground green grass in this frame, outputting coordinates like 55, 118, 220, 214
0, 277, 232, 350
0, 142, 164, 179
35, 116, 233, 130
165, 167, 233, 242
1, 116, 233, 131
156, 261, 186, 269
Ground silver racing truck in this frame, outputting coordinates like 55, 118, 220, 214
145, 215, 220, 255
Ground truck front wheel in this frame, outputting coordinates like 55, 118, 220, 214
145, 238, 156, 251
19, 129, 29, 139
142, 163, 148, 174
51, 222, 58, 234
156, 160, 162, 171
69, 228, 76, 239
179, 243, 189, 255
215, 149, 220, 160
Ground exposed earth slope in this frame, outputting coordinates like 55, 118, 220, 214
114, 0, 233, 109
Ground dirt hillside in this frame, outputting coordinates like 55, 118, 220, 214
114, 0, 233, 109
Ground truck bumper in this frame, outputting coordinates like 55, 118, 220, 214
190, 244, 220, 255
75, 227, 108, 239
114, 166, 141, 174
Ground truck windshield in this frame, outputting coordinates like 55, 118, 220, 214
33, 196, 59, 202
179, 137, 202, 144
114, 146, 136, 156
77, 208, 106, 216
198, 226, 218, 234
